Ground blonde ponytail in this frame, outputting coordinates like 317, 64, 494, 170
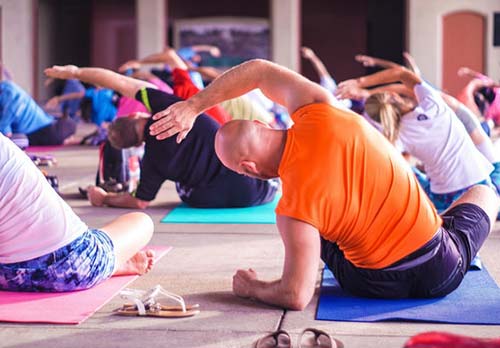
365, 93, 402, 144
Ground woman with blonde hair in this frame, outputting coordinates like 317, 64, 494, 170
336, 67, 495, 212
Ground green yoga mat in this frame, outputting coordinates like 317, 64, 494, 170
161, 196, 280, 224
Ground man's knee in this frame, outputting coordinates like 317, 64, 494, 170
464, 185, 498, 224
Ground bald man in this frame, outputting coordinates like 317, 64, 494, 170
149, 59, 498, 310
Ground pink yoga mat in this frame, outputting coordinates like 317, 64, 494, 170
0, 246, 171, 325
25, 145, 63, 152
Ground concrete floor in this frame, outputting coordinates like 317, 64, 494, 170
1, 144, 500, 348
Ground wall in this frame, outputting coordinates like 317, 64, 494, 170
408, 0, 500, 88
0, 0, 34, 94
137, 0, 166, 59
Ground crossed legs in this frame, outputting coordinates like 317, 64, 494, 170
100, 212, 155, 276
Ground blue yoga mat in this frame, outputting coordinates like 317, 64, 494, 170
161, 196, 279, 224
316, 266, 500, 324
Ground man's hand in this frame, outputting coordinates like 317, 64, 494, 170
44, 65, 79, 80
87, 185, 107, 207
233, 268, 258, 298
149, 100, 199, 143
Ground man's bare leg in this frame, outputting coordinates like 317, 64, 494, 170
99, 212, 155, 276
444, 184, 498, 228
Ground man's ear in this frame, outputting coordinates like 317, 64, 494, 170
240, 160, 258, 175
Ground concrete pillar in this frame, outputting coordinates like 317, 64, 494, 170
271, 0, 301, 71
0, 0, 35, 94
136, 0, 166, 59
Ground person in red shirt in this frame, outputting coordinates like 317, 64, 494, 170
119, 47, 231, 125
148, 59, 498, 310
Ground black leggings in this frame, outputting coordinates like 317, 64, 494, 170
28, 118, 76, 146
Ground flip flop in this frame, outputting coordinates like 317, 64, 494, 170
115, 285, 200, 318
298, 328, 341, 348
255, 330, 291, 348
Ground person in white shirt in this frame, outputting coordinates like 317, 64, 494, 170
336, 67, 496, 212
0, 133, 155, 292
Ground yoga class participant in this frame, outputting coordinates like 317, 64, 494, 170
336, 67, 496, 213
0, 132, 155, 292
148, 58, 497, 309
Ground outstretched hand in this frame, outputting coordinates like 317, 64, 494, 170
118, 60, 141, 73
301, 46, 316, 60
355, 54, 376, 67
335, 79, 363, 100
149, 100, 199, 143
44, 96, 60, 110
233, 268, 258, 298
44, 65, 79, 80
457, 66, 474, 78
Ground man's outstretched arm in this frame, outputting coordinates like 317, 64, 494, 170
44, 65, 157, 99
233, 215, 321, 310
150, 58, 334, 142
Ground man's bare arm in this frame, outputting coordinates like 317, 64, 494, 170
232, 215, 321, 310
149, 59, 334, 142
44, 65, 156, 99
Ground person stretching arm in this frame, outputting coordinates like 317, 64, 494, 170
44, 65, 157, 209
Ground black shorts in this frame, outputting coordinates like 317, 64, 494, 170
321, 203, 490, 298
28, 118, 76, 146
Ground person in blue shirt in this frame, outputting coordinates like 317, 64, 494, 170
0, 80, 76, 145
46, 85, 118, 127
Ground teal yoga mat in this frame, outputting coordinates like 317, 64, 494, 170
161, 196, 280, 224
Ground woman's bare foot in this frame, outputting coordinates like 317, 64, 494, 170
114, 250, 155, 276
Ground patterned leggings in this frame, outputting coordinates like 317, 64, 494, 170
0, 229, 115, 292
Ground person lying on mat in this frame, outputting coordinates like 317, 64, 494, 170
44, 65, 278, 209
0, 132, 155, 292
0, 80, 77, 146
147, 58, 498, 309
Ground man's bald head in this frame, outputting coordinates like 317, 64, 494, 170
215, 119, 286, 180
215, 120, 257, 172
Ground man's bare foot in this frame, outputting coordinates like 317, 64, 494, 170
114, 250, 155, 276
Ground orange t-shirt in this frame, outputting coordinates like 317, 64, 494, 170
276, 103, 442, 269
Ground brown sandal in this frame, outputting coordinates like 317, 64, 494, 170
298, 328, 342, 348
255, 330, 291, 348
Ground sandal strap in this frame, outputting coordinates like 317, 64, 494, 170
119, 285, 187, 313
144, 285, 187, 312
119, 288, 147, 315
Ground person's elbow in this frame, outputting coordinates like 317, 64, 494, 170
284, 287, 314, 311
395, 67, 422, 86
